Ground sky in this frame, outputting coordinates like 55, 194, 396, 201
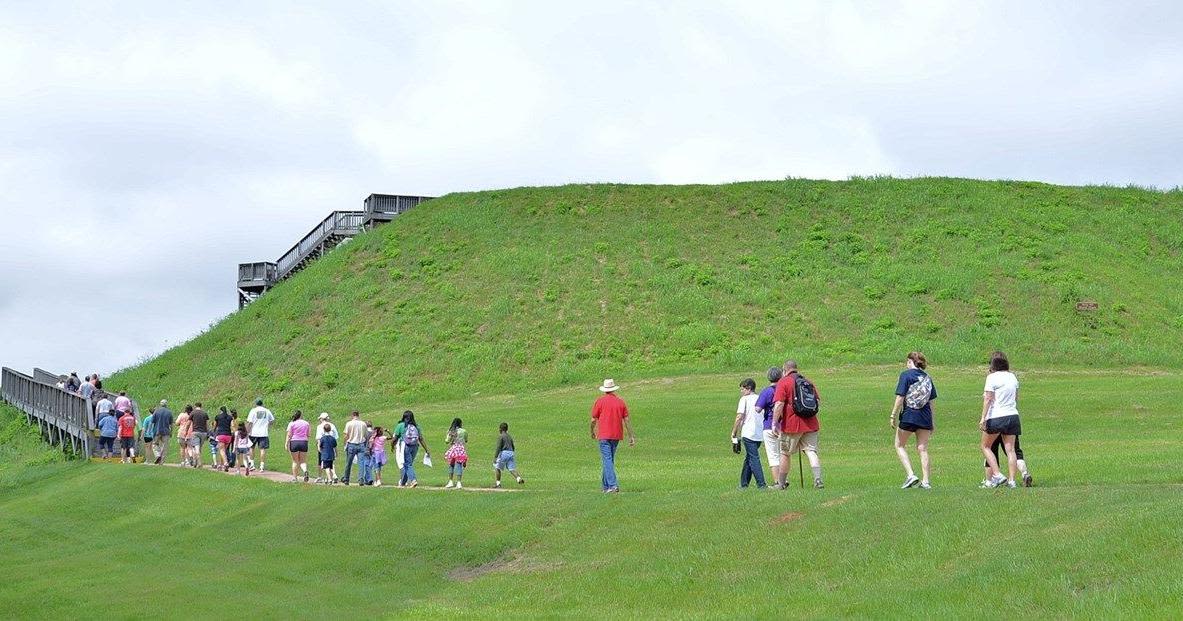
1, 1, 1181, 378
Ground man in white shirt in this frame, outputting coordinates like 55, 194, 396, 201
341, 411, 367, 485
94, 395, 114, 428
246, 399, 275, 471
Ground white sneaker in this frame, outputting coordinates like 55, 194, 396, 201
987, 473, 1007, 488
1006, 480, 1018, 489
919, 481, 931, 489
901, 475, 920, 489
444, 481, 454, 489
456, 482, 463, 489
494, 481, 502, 488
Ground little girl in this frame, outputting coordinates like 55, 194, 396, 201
443, 418, 468, 489
234, 427, 252, 476
370, 427, 388, 486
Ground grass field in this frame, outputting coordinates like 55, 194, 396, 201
3, 366, 1181, 618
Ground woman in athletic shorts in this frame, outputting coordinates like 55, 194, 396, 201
979, 351, 1022, 488
213, 406, 234, 471
890, 352, 936, 489
286, 410, 311, 483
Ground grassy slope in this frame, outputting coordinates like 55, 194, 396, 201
108, 178, 1183, 412
0, 403, 68, 485
1, 368, 1181, 618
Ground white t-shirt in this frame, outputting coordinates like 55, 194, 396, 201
247, 406, 275, 437
316, 422, 339, 441
96, 398, 113, 414
984, 371, 1020, 420
736, 394, 762, 442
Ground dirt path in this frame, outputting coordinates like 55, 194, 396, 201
147, 461, 522, 492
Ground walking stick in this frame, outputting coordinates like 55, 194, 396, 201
798, 451, 804, 489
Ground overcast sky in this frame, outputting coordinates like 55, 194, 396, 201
1, 1, 1180, 378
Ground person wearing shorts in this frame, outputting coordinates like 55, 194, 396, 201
233, 428, 253, 475
754, 367, 782, 484
213, 406, 234, 471
117, 409, 138, 463
246, 399, 275, 471
190, 403, 210, 468
141, 410, 155, 459
986, 436, 1032, 487
890, 352, 937, 489
286, 410, 311, 483
979, 351, 1023, 488
493, 422, 524, 488
318, 424, 338, 484
772, 360, 823, 489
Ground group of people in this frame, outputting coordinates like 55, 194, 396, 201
728, 351, 1033, 490
100, 397, 527, 489
58, 371, 102, 397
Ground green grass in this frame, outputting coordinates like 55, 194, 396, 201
2, 367, 1181, 618
106, 178, 1183, 412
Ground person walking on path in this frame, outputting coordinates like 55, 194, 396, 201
493, 422, 525, 488
176, 405, 194, 466
79, 375, 95, 400
190, 403, 210, 468
772, 360, 823, 490
97, 409, 119, 459
117, 409, 137, 463
213, 406, 233, 471
890, 352, 937, 489
754, 367, 782, 485
314, 413, 339, 483
398, 411, 431, 488
286, 410, 311, 483
342, 411, 368, 486
979, 351, 1023, 489
246, 399, 275, 471
591, 379, 635, 493
443, 418, 468, 489
369, 427, 388, 486
141, 409, 156, 461
359, 422, 376, 485
317, 424, 338, 484
152, 400, 174, 464
730, 378, 766, 489
234, 427, 252, 475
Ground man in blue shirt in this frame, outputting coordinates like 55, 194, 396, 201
97, 411, 119, 459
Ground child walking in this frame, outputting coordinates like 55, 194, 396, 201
443, 418, 468, 489
370, 426, 388, 486
493, 422, 525, 488
318, 423, 338, 485
234, 427, 252, 476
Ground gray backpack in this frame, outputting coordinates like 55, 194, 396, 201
905, 375, 933, 410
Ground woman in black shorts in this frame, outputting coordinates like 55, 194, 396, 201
890, 352, 937, 489
979, 351, 1022, 488
286, 410, 311, 483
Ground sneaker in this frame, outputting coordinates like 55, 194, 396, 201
1007, 480, 1018, 489
303, 474, 309, 483
1022, 472, 1033, 488
901, 475, 920, 489
989, 473, 1007, 487
445, 481, 454, 489
409, 480, 418, 488
516, 476, 524, 485
919, 481, 931, 489
605, 487, 620, 493
456, 482, 463, 489
775, 482, 786, 490
814, 478, 824, 489
494, 481, 502, 488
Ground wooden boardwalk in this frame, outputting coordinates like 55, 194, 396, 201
2, 367, 141, 458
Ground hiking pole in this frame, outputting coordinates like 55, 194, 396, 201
798, 451, 804, 489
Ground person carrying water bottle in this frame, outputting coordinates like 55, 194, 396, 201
398, 411, 431, 488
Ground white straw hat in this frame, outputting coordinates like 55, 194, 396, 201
318, 412, 330, 420
598, 379, 620, 393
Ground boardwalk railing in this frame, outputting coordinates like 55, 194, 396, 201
236, 193, 434, 309
2, 367, 94, 456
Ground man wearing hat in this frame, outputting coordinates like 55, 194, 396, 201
590, 379, 636, 493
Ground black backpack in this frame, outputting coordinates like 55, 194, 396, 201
791, 373, 820, 418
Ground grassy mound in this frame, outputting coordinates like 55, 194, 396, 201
1, 368, 1180, 617
109, 178, 1183, 411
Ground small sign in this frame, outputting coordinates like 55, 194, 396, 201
1075, 300, 1099, 311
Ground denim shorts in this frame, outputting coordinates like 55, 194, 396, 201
496, 450, 516, 471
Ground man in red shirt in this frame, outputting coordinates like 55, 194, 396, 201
117, 410, 138, 463
772, 360, 823, 489
590, 379, 636, 493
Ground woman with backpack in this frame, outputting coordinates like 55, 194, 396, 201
980, 351, 1023, 488
397, 411, 431, 488
889, 352, 937, 489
